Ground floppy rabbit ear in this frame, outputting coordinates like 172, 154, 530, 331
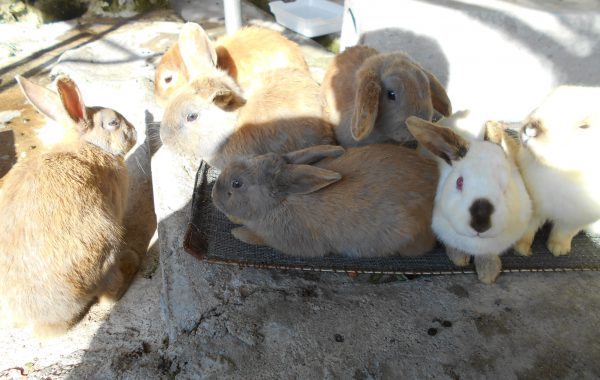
283, 145, 345, 165
425, 71, 452, 117
16, 75, 63, 122
484, 120, 519, 160
276, 165, 342, 195
209, 85, 246, 111
406, 116, 469, 166
55, 76, 88, 128
178, 22, 218, 78
350, 68, 380, 141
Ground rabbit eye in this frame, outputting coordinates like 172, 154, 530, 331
186, 113, 198, 122
231, 179, 242, 189
579, 123, 590, 130
456, 176, 464, 191
108, 119, 120, 128
387, 90, 396, 101
164, 75, 173, 84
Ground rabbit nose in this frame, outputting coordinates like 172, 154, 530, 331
470, 198, 494, 233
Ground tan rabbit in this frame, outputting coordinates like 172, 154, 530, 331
154, 23, 309, 107
0, 75, 138, 337
160, 23, 334, 170
321, 45, 452, 147
211, 144, 438, 258
514, 85, 600, 257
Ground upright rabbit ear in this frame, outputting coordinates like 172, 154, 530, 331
407, 116, 469, 166
425, 71, 452, 117
55, 76, 88, 127
16, 75, 62, 122
484, 120, 519, 160
178, 22, 218, 78
283, 145, 345, 165
350, 68, 380, 141
276, 165, 342, 195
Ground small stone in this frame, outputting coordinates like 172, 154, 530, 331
442, 320, 452, 328
334, 334, 344, 342
427, 328, 438, 336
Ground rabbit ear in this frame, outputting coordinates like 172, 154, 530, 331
16, 75, 63, 122
350, 68, 380, 141
178, 22, 218, 78
56, 76, 88, 127
209, 86, 246, 111
276, 165, 342, 195
283, 145, 345, 165
484, 120, 519, 160
407, 116, 469, 166
425, 71, 452, 117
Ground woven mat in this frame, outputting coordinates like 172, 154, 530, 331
183, 161, 600, 274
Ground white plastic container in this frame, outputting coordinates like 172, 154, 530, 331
269, 0, 343, 38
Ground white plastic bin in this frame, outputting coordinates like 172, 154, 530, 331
269, 0, 343, 38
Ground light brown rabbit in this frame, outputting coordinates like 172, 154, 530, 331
211, 144, 438, 258
321, 45, 452, 147
160, 23, 335, 170
0, 75, 138, 338
154, 23, 309, 107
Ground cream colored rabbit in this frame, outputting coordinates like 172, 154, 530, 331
160, 23, 334, 170
0, 75, 138, 337
514, 85, 600, 257
154, 23, 309, 107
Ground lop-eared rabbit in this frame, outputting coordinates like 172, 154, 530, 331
321, 45, 452, 147
160, 23, 334, 170
407, 116, 532, 283
514, 86, 600, 257
155, 23, 309, 107
211, 144, 438, 258
0, 76, 138, 337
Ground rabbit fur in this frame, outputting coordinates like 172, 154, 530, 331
407, 115, 532, 284
514, 85, 600, 257
211, 144, 438, 258
160, 23, 334, 170
321, 45, 452, 147
0, 76, 138, 337
154, 23, 309, 107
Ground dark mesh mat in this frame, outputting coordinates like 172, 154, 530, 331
183, 161, 600, 274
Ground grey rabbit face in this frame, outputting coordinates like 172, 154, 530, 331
212, 154, 284, 224
84, 107, 137, 156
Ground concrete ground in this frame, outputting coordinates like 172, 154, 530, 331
1, 1, 600, 379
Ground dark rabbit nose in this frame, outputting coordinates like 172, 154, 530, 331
470, 198, 494, 233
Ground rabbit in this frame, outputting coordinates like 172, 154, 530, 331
0, 75, 138, 337
211, 144, 438, 258
160, 23, 335, 170
407, 115, 532, 284
321, 45, 452, 147
154, 23, 309, 107
513, 85, 600, 257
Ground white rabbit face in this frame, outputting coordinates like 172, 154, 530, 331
435, 142, 511, 242
160, 83, 240, 165
521, 85, 600, 172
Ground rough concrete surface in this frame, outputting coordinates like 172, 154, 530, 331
1, 0, 600, 379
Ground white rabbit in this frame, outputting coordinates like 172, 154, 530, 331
407, 115, 532, 283
514, 85, 600, 257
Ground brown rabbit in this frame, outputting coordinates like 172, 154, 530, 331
211, 144, 438, 258
321, 45, 452, 146
160, 23, 334, 170
0, 76, 138, 338
154, 23, 309, 107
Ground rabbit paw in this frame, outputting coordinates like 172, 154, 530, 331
474, 255, 502, 284
513, 238, 533, 257
547, 238, 572, 256
446, 246, 471, 267
232, 227, 265, 245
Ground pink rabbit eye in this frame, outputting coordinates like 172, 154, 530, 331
456, 176, 464, 191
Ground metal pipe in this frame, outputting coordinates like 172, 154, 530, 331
224, 0, 242, 34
